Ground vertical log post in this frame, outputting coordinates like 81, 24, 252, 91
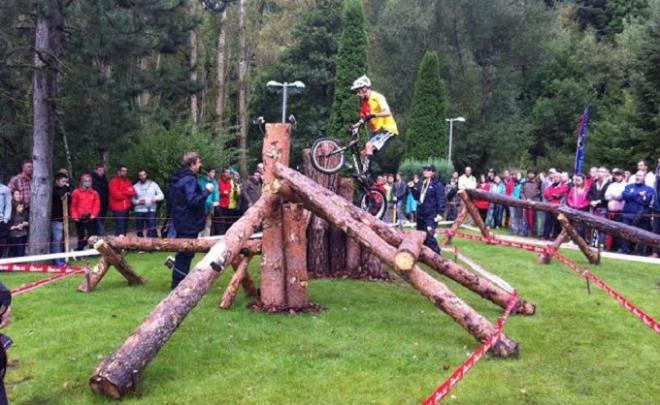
258, 123, 291, 310
282, 203, 312, 309
444, 206, 468, 246
62, 194, 70, 262
557, 214, 600, 264
537, 229, 568, 264
458, 190, 494, 241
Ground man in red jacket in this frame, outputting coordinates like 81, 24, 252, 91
71, 173, 101, 250
108, 165, 136, 236
542, 171, 569, 239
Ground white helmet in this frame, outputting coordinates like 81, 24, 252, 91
350, 75, 371, 91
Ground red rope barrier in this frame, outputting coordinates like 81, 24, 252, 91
422, 292, 519, 404
10, 269, 84, 296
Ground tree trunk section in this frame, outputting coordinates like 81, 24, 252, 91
557, 214, 600, 264
282, 203, 312, 309
237, 0, 249, 177
273, 166, 533, 315
444, 206, 468, 246
89, 193, 277, 399
302, 149, 337, 277
29, 2, 60, 255
88, 236, 261, 256
215, 10, 228, 136
537, 229, 568, 265
458, 190, 494, 241
346, 237, 362, 276
189, 23, 199, 132
258, 124, 291, 310
219, 256, 252, 309
395, 231, 425, 271
273, 164, 520, 355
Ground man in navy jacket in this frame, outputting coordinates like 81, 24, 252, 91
409, 165, 445, 254
168, 152, 213, 289
620, 171, 655, 255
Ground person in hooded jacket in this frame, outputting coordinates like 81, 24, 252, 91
408, 165, 445, 254
168, 152, 213, 289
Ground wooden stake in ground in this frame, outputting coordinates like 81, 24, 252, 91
274, 164, 520, 356
458, 190, 495, 241
444, 206, 468, 246
219, 255, 253, 309
394, 231, 425, 271
62, 194, 70, 262
89, 193, 278, 399
537, 229, 568, 265
556, 214, 600, 264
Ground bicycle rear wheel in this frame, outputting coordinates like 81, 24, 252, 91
360, 188, 388, 219
310, 137, 345, 174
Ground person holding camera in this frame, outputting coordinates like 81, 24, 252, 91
1, 282, 12, 405
71, 173, 101, 251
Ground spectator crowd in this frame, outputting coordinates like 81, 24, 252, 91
0, 157, 658, 262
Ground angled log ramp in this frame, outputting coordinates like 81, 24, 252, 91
444, 206, 468, 245
89, 192, 278, 399
465, 188, 660, 249
394, 231, 425, 271
273, 163, 520, 356
272, 167, 533, 315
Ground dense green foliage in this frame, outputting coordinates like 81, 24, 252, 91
399, 157, 454, 183
3, 240, 659, 403
327, 0, 368, 137
0, 0, 658, 180
405, 51, 448, 161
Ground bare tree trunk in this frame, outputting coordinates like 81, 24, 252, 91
215, 10, 228, 136
237, 0, 249, 177
189, 26, 199, 132
29, 0, 60, 255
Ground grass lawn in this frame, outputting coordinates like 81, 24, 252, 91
1, 238, 658, 404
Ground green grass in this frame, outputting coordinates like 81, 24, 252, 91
1, 239, 659, 404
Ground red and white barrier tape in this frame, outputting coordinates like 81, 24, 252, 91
10, 270, 84, 296
422, 292, 519, 404
1, 263, 83, 274
446, 230, 660, 334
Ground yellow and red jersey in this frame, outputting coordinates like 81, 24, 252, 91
360, 90, 399, 135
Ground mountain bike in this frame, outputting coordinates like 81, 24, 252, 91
309, 120, 388, 219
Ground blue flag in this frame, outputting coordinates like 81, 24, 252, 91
574, 105, 590, 175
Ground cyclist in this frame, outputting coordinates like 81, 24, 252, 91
350, 75, 398, 183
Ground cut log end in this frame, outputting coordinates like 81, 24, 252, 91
394, 252, 415, 271
491, 337, 520, 358
515, 301, 536, 316
89, 376, 123, 400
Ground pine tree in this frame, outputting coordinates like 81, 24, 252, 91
404, 51, 448, 161
327, 0, 368, 137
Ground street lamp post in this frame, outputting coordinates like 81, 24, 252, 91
266, 80, 306, 123
445, 116, 466, 164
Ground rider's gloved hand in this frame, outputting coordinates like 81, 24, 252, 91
364, 114, 375, 121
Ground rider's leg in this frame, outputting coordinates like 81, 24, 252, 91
362, 142, 375, 173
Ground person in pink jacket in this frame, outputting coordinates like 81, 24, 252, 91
542, 171, 569, 239
567, 174, 590, 238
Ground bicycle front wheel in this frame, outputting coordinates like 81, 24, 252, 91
360, 188, 388, 219
310, 137, 345, 174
